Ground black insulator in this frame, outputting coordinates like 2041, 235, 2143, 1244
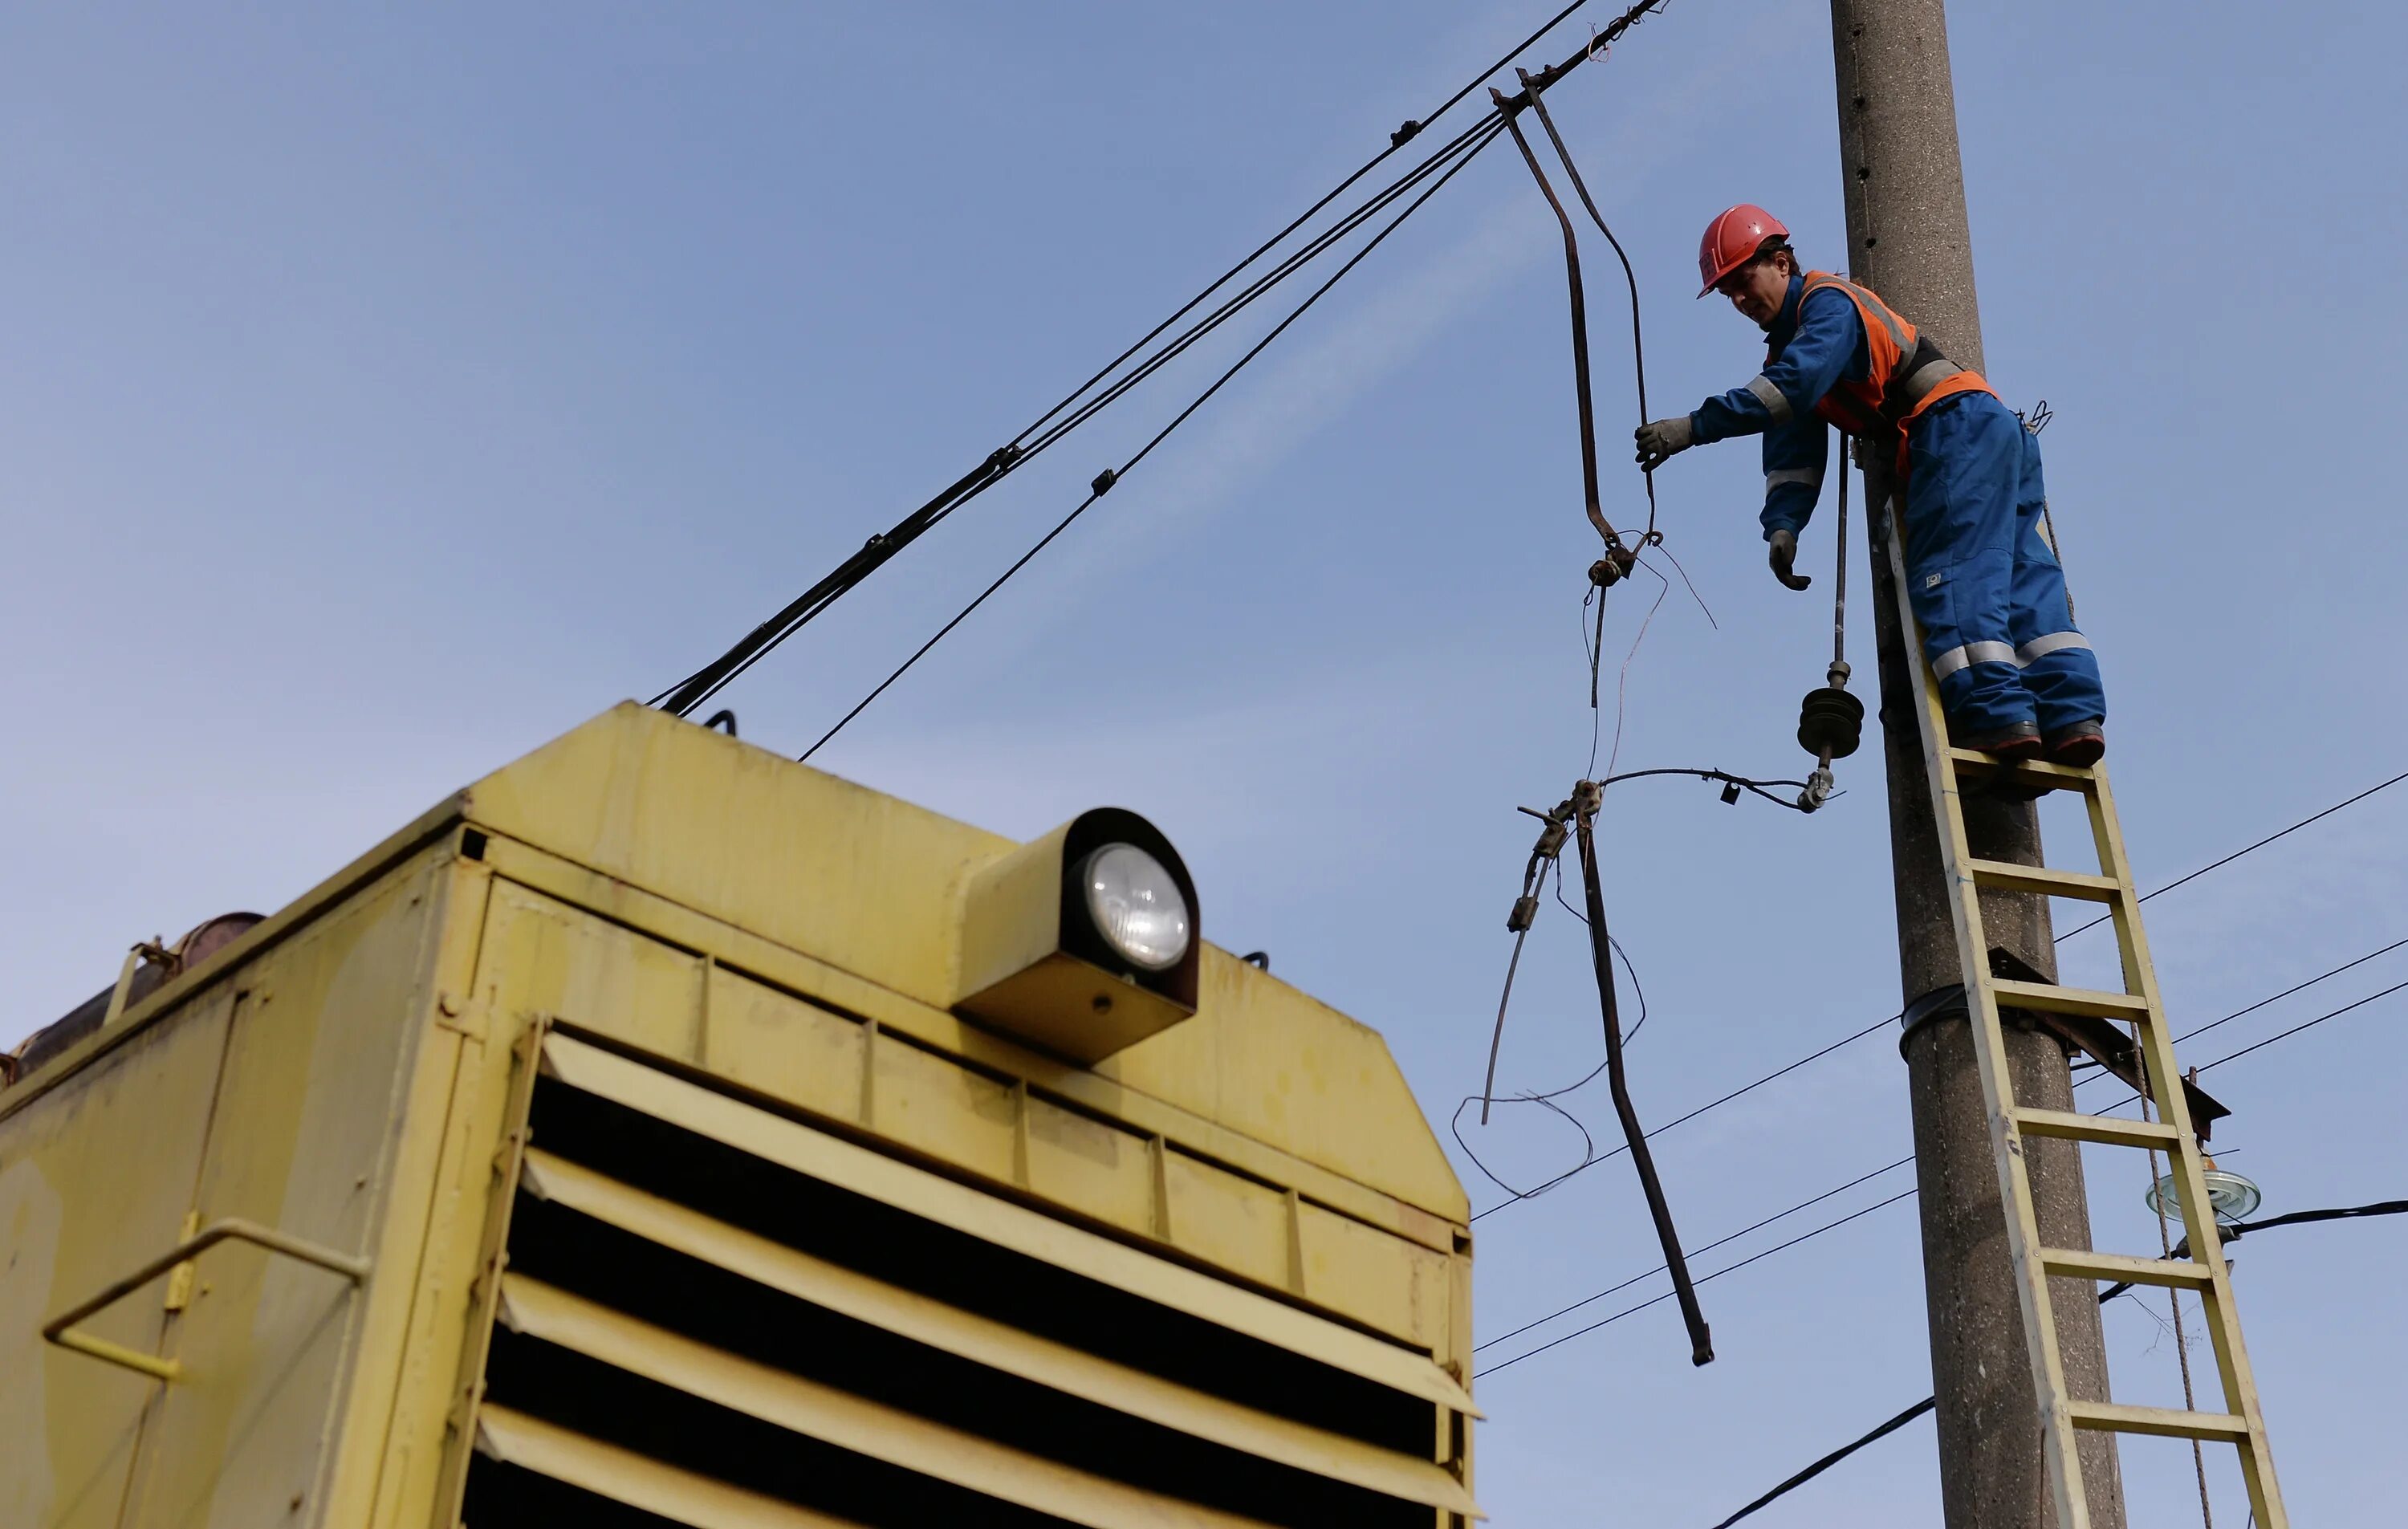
1589, 547, 1636, 588
1797, 685, 1865, 759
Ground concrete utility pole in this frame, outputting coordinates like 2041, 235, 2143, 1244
1824, 3, 2128, 1526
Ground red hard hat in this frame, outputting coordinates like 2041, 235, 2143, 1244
1698, 204, 1790, 297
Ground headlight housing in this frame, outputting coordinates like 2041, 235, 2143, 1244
953, 808, 1201, 1063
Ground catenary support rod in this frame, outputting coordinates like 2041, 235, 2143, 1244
1572, 780, 1712, 1365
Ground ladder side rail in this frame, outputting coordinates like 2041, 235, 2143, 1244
2089, 781, 2291, 1527
1885, 517, 2096, 1529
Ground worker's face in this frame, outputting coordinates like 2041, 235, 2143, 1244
1717, 253, 1792, 327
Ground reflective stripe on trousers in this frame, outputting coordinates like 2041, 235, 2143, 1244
1930, 632, 2091, 679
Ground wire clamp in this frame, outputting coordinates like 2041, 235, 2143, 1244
1090, 467, 1117, 496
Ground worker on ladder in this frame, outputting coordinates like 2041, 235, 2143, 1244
1634, 205, 2105, 764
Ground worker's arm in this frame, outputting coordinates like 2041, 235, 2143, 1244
1632, 287, 1863, 478
1756, 413, 1828, 540
1689, 287, 1862, 445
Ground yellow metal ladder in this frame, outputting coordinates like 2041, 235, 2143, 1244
1883, 520, 2288, 1529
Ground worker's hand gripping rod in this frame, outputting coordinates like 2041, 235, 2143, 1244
1572, 781, 1714, 1366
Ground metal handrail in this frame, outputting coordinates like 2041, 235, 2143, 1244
42, 1218, 371, 1382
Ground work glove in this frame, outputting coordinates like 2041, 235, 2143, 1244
1633, 416, 1695, 471
1767, 528, 1812, 591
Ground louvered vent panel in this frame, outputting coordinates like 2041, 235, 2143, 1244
460, 1031, 1479, 1529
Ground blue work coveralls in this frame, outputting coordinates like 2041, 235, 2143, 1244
1690, 273, 2106, 736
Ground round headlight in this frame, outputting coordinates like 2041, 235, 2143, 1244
1081, 844, 1191, 972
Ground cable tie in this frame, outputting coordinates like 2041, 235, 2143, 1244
1090, 467, 1117, 496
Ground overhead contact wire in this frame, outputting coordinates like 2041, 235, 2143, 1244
1702, 1198, 2408, 1527
1470, 771, 2408, 1218
657, 112, 1499, 720
1478, 938, 2408, 1374
803, 120, 1509, 759
655, 0, 1675, 718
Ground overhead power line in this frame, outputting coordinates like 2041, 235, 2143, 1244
1474, 1155, 1913, 1355
1474, 1187, 1921, 1377
802, 118, 1505, 759
652, 0, 1677, 721
2194, 976, 2408, 1072
1469, 767, 2408, 1220
1700, 1198, 2408, 1527
1474, 937, 2407, 1375
2056, 766, 2408, 941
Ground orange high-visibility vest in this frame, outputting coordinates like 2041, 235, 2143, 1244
1774, 272, 1997, 473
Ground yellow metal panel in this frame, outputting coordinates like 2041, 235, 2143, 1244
458, 706, 1468, 1225
476, 1405, 868, 1529
1157, 1149, 1291, 1294
868, 1027, 1019, 1185
1103, 949, 1469, 1226
479, 832, 1461, 1256
478, 863, 1459, 1348
1021, 1093, 1155, 1237
463, 703, 1005, 1015
538, 1031, 1476, 1415
1296, 1198, 1451, 1356
521, 1150, 1478, 1516
336, 852, 510, 1529
118, 856, 442, 1528
477, 880, 706, 1063
496, 1275, 1287, 1529
404, 1011, 549, 1529
698, 966, 868, 1128
0, 987, 234, 1529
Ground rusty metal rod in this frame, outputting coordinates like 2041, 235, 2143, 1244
1572, 782, 1713, 1365
1494, 89, 1620, 555
1517, 68, 1658, 547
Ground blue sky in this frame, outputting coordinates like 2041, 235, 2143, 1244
6, 3, 2402, 1523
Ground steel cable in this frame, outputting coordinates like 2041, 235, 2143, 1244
653, 0, 1677, 718
803, 119, 1508, 759
1470, 770, 2408, 1219
1476, 937, 2407, 1372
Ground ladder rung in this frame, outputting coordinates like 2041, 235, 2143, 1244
2065, 1400, 2249, 1442
1990, 978, 2150, 1021
1967, 860, 2123, 902
2012, 1108, 2180, 1149
1946, 748, 2099, 791
2037, 1247, 2213, 1289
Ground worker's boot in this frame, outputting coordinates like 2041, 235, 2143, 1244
1953, 719, 2042, 759
2044, 719, 2105, 767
